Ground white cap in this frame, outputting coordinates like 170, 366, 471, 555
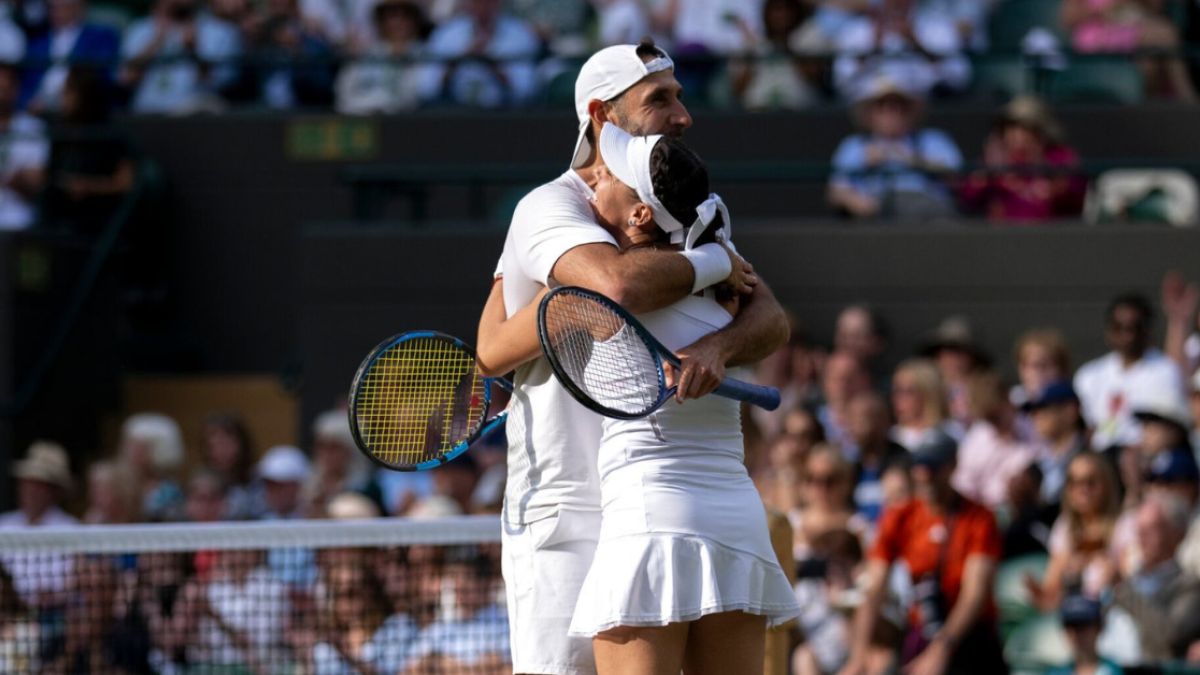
257, 445, 311, 483
570, 43, 674, 169
597, 122, 731, 248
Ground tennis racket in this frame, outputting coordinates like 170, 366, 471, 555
536, 286, 781, 420
348, 331, 510, 471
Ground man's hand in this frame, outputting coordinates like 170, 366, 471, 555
902, 637, 952, 675
837, 656, 868, 675
665, 338, 726, 403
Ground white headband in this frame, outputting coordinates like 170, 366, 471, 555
598, 123, 731, 247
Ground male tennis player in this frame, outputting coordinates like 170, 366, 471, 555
475, 39, 789, 675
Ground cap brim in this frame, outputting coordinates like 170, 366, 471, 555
598, 122, 637, 187
570, 118, 591, 169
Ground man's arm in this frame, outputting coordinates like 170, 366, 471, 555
838, 558, 891, 675
671, 278, 789, 401
549, 242, 755, 315
903, 554, 995, 675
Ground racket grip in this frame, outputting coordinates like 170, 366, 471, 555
713, 378, 781, 411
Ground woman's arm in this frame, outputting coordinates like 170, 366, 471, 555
475, 279, 549, 378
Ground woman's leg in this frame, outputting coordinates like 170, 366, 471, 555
593, 623, 690, 675
682, 611, 768, 675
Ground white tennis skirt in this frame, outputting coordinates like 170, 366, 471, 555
568, 467, 801, 636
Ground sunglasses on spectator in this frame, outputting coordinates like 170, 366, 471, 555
1107, 319, 1146, 334
805, 473, 838, 488
1066, 473, 1100, 488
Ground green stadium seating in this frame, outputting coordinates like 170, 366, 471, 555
989, 0, 1068, 50
995, 552, 1049, 639
1046, 58, 1144, 104
973, 55, 1036, 100
88, 2, 135, 32
1004, 613, 1072, 672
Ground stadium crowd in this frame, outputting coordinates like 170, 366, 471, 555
4, 269, 1200, 674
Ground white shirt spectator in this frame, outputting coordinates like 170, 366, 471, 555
410, 603, 510, 665
1074, 348, 1185, 450
299, 0, 376, 47
670, 0, 764, 54
596, 0, 651, 48
32, 22, 83, 111
417, 13, 539, 107
0, 505, 78, 608
0, 6, 25, 63
311, 613, 419, 675
834, 12, 970, 98
196, 565, 291, 667
122, 14, 241, 114
0, 113, 50, 230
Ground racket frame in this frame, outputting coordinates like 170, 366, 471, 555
348, 330, 509, 472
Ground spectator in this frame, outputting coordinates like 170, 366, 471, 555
593, 0, 651, 48
288, 547, 417, 675
791, 444, 866, 561
0, 2, 25, 64
832, 0, 971, 100
1121, 398, 1193, 509
1011, 327, 1072, 422
730, 0, 820, 111
1111, 494, 1200, 661
839, 433, 1006, 675
1025, 381, 1087, 508
819, 350, 873, 451
1135, 448, 1200, 578
119, 412, 187, 523
294, 0, 374, 50
657, 0, 763, 54
193, 549, 293, 671
508, 0, 590, 55
1075, 293, 1186, 452
758, 407, 825, 513
119, 0, 242, 114
334, 0, 430, 115
918, 0, 988, 51
0, 63, 49, 231
919, 316, 990, 432
407, 546, 510, 672
752, 316, 825, 441
953, 370, 1038, 513
305, 409, 384, 518
237, 0, 335, 108
39, 66, 136, 232
43, 554, 153, 674
792, 529, 866, 675
1061, 0, 1196, 100
1003, 462, 1059, 559
257, 444, 311, 520
959, 96, 1087, 223
1048, 594, 1124, 675
1160, 270, 1199, 378
828, 75, 962, 219
1027, 452, 1122, 610
20, 0, 120, 113
0, 441, 77, 616
416, 0, 540, 108
844, 391, 907, 524
185, 470, 229, 523
0, 562, 37, 674
833, 304, 888, 381
199, 411, 262, 520
889, 358, 955, 451
83, 459, 141, 524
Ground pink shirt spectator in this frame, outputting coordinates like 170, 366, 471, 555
959, 144, 1087, 222
952, 420, 1038, 511
1072, 0, 1142, 53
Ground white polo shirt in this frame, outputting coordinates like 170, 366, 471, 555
1074, 348, 1185, 450
499, 170, 614, 525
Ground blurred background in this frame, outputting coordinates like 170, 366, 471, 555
3, 0, 1200, 672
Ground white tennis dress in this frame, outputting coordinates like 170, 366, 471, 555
569, 294, 802, 636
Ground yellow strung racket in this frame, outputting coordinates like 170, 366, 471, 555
348, 331, 510, 471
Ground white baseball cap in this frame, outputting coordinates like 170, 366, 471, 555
570, 43, 674, 169
257, 445, 312, 483
598, 122, 730, 248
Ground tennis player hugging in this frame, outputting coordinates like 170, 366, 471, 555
477, 96, 799, 675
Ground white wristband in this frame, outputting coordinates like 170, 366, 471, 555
680, 242, 732, 294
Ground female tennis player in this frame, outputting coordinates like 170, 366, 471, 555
479, 123, 799, 675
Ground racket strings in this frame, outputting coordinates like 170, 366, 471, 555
354, 337, 488, 467
543, 292, 663, 415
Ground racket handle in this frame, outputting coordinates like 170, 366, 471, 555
713, 378, 782, 411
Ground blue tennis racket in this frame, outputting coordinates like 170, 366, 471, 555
348, 331, 510, 471
536, 286, 781, 420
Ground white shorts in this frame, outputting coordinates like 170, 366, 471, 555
502, 508, 601, 675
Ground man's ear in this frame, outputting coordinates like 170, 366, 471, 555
587, 99, 612, 129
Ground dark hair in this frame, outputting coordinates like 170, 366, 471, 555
809, 528, 864, 565
635, 36, 666, 61
762, 0, 807, 43
202, 411, 255, 485
373, 0, 432, 40
648, 137, 722, 247
63, 67, 109, 125
1106, 293, 1154, 327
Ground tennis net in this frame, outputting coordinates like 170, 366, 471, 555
0, 516, 505, 675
